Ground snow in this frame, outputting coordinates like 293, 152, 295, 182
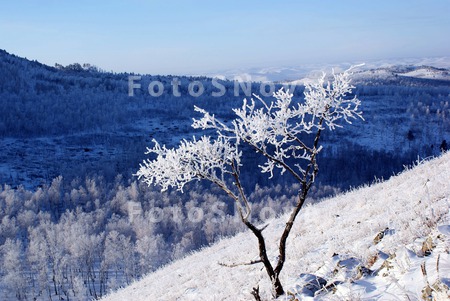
398, 67, 450, 81
102, 152, 450, 300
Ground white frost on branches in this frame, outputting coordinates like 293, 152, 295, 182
137, 66, 363, 191
136, 136, 240, 193
303, 67, 363, 130
192, 66, 363, 178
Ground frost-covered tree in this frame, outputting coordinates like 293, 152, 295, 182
136, 67, 363, 298
0, 238, 27, 300
103, 228, 138, 289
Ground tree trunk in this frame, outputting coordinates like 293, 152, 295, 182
243, 220, 285, 297
272, 274, 284, 297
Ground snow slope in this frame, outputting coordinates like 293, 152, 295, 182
398, 67, 450, 81
103, 153, 450, 300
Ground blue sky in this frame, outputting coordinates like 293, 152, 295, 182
1, 0, 449, 75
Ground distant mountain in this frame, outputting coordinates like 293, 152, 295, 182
352, 65, 450, 84
204, 57, 450, 82
102, 152, 450, 300
286, 65, 450, 87
204, 66, 312, 82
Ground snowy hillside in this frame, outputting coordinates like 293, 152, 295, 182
103, 152, 450, 301
352, 65, 450, 84
398, 66, 450, 81
287, 65, 450, 87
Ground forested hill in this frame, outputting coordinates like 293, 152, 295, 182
0, 48, 450, 190
0, 48, 130, 136
0, 48, 244, 137
0, 49, 253, 186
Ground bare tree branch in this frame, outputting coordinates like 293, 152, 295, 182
218, 259, 263, 268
